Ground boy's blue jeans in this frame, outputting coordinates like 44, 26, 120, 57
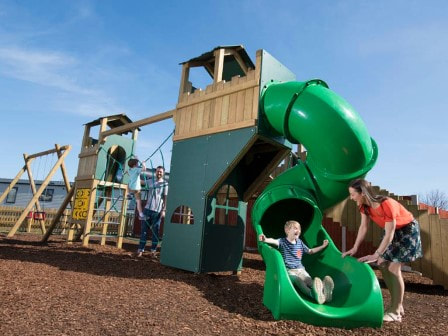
138, 209, 161, 252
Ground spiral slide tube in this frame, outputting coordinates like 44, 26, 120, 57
252, 80, 382, 328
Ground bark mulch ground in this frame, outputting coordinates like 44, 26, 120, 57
0, 234, 447, 335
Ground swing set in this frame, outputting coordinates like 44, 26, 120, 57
0, 144, 72, 237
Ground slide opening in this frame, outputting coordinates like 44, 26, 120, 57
259, 198, 314, 240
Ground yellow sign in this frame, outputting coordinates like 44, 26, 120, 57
72, 188, 91, 220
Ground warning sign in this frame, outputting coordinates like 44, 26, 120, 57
72, 188, 90, 220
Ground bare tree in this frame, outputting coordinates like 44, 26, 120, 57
419, 189, 448, 210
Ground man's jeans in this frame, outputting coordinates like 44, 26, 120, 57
138, 209, 161, 252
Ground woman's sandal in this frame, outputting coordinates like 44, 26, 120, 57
383, 312, 402, 322
385, 306, 405, 317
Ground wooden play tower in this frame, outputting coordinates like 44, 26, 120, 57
161, 45, 296, 273
43, 115, 138, 248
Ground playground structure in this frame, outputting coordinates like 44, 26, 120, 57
3, 45, 447, 328
0, 144, 72, 237
5, 45, 383, 328
47, 46, 292, 270
42, 115, 140, 248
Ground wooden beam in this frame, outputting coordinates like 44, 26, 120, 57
0, 165, 26, 204
213, 48, 225, 83
41, 186, 75, 242
26, 145, 71, 160
55, 144, 73, 209
55, 144, 72, 192
100, 116, 108, 133
203, 62, 214, 77
99, 109, 175, 142
81, 125, 91, 148
229, 49, 249, 74
178, 63, 190, 98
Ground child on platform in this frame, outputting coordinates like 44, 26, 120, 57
259, 220, 334, 304
127, 158, 146, 220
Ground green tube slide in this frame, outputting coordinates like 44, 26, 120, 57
252, 80, 383, 328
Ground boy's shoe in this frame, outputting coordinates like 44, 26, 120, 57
312, 277, 325, 304
135, 251, 143, 258
323, 275, 334, 303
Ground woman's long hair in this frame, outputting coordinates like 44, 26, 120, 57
349, 178, 388, 208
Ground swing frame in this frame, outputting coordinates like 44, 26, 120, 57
0, 144, 72, 237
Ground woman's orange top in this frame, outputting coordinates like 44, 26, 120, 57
359, 198, 413, 229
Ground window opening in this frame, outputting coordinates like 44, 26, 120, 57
5, 187, 18, 204
214, 184, 239, 226
171, 205, 194, 225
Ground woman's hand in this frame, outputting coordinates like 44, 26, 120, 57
376, 256, 386, 266
341, 247, 358, 258
358, 254, 377, 264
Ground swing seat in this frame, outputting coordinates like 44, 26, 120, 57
26, 211, 34, 219
33, 211, 47, 220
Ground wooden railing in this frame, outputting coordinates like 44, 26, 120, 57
0, 206, 135, 237
173, 67, 261, 141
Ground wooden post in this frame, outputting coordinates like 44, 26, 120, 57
116, 187, 128, 249
100, 188, 112, 246
213, 48, 225, 83
178, 63, 190, 98
82, 180, 100, 247
55, 144, 72, 195
81, 125, 91, 148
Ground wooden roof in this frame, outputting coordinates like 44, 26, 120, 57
84, 114, 140, 133
180, 45, 255, 82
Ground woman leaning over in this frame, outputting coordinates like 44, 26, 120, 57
342, 178, 423, 323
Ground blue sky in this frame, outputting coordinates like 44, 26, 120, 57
0, 0, 447, 197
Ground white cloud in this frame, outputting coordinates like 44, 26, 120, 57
0, 46, 97, 95
0, 45, 135, 117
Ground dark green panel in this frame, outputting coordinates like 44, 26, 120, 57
258, 50, 296, 141
259, 50, 296, 90
161, 128, 257, 272
160, 137, 209, 272
201, 179, 247, 272
202, 127, 257, 193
